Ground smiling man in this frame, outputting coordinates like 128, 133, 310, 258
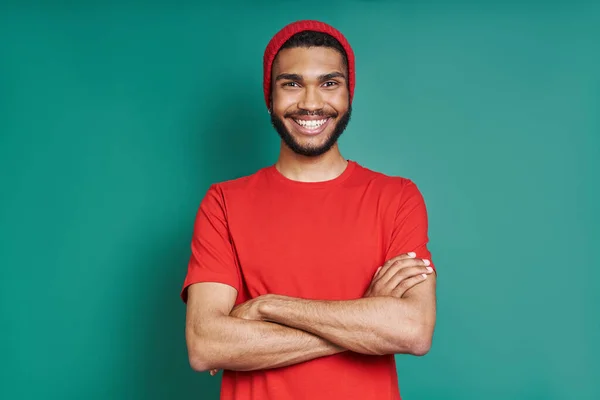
181, 20, 437, 400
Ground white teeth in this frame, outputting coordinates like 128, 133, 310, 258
294, 118, 327, 129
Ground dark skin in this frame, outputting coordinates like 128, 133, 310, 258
271, 47, 350, 159
197, 46, 436, 375
206, 253, 433, 375
269, 46, 351, 183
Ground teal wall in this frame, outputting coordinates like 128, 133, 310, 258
1, 1, 598, 399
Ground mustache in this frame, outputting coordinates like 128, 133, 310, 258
284, 109, 338, 118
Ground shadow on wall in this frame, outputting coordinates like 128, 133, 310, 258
125, 85, 271, 400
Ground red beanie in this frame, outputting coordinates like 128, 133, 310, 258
263, 20, 355, 110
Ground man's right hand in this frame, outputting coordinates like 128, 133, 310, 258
364, 252, 433, 298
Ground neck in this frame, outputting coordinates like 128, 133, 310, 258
275, 143, 348, 183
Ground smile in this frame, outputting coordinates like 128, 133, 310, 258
293, 118, 328, 128
291, 118, 331, 135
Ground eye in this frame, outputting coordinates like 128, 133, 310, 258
322, 81, 339, 88
282, 81, 300, 88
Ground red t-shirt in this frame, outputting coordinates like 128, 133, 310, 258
181, 160, 434, 400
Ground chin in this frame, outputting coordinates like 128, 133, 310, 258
270, 106, 351, 157
286, 135, 337, 157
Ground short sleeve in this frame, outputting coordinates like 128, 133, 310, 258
180, 184, 241, 303
385, 180, 436, 272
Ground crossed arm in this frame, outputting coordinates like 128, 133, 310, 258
185, 254, 436, 372
185, 282, 345, 372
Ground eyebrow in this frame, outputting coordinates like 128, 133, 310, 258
275, 72, 347, 82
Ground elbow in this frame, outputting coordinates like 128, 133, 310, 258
186, 332, 217, 372
188, 342, 211, 372
188, 351, 211, 372
408, 336, 432, 356
407, 323, 434, 356
186, 314, 236, 372
392, 325, 434, 357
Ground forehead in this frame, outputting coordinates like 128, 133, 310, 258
272, 47, 345, 76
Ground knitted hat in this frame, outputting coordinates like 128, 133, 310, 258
263, 20, 355, 110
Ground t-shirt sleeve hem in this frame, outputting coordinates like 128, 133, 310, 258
180, 272, 240, 304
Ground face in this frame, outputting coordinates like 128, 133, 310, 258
270, 46, 351, 157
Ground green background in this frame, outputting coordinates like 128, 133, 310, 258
1, 1, 598, 399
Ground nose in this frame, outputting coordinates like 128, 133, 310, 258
298, 86, 324, 111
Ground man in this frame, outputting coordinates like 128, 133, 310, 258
181, 20, 437, 400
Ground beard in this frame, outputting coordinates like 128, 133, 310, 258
270, 105, 352, 157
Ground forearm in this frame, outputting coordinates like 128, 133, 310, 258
188, 314, 344, 372
259, 295, 433, 356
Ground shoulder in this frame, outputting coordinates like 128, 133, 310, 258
352, 162, 430, 222
351, 161, 419, 193
195, 168, 270, 216
205, 166, 271, 199
350, 161, 429, 212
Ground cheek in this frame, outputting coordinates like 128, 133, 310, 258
272, 89, 299, 108
327, 91, 350, 111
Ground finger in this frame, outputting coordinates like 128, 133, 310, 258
386, 264, 433, 288
378, 258, 431, 284
374, 252, 417, 281
372, 266, 383, 281
210, 369, 219, 376
390, 273, 429, 297
368, 261, 427, 297
383, 252, 417, 269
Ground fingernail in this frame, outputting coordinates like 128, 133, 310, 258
408, 252, 416, 258
426, 266, 433, 272
423, 259, 431, 266
421, 274, 428, 279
